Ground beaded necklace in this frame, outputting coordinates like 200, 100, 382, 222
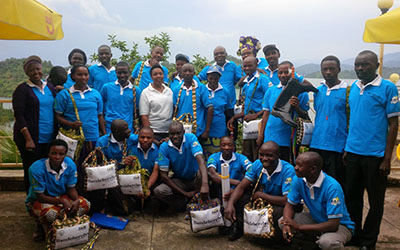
173, 80, 197, 134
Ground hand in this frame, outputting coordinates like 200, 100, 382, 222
257, 68, 267, 75
224, 204, 236, 222
25, 139, 36, 151
170, 72, 178, 81
282, 217, 300, 232
184, 190, 196, 199
282, 225, 293, 242
256, 136, 264, 148
223, 189, 234, 201
69, 199, 80, 216
244, 113, 258, 122
61, 198, 72, 213
200, 183, 209, 200
55, 85, 65, 92
227, 118, 235, 131
69, 121, 82, 129
289, 96, 300, 108
122, 155, 136, 166
252, 191, 264, 200
342, 151, 347, 166
200, 131, 209, 140
379, 158, 391, 176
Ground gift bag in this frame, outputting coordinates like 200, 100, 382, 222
242, 119, 261, 139
187, 193, 224, 233
83, 148, 118, 191
46, 214, 100, 250
118, 155, 150, 196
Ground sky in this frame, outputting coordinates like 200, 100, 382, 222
1, 0, 400, 67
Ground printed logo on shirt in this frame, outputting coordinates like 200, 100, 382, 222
390, 96, 399, 104
157, 153, 163, 161
74, 171, 78, 178
192, 141, 199, 148
244, 159, 250, 165
285, 177, 292, 185
331, 197, 341, 206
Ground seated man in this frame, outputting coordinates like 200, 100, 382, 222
207, 136, 252, 199
224, 141, 295, 241
280, 152, 354, 250
26, 139, 90, 241
153, 122, 209, 212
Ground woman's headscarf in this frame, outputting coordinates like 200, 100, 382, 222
236, 36, 262, 56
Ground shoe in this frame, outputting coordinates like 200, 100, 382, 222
218, 226, 232, 235
228, 222, 243, 241
359, 246, 375, 250
32, 221, 45, 241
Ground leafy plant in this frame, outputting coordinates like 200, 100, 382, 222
0, 128, 21, 164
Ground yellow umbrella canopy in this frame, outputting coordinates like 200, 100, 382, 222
363, 7, 400, 44
0, 0, 63, 40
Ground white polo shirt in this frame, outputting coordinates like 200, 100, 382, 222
139, 83, 173, 133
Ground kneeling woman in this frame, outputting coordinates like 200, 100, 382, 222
25, 139, 90, 240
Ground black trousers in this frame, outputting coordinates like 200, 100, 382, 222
309, 148, 345, 188
344, 152, 387, 247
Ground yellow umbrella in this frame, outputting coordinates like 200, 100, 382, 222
0, 0, 63, 40
363, 7, 400, 44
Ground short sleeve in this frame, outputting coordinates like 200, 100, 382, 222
240, 154, 252, 171
198, 66, 209, 82
100, 85, 107, 104
54, 90, 68, 114
299, 92, 310, 111
385, 83, 400, 118
135, 87, 142, 107
235, 65, 244, 80
207, 154, 218, 169
131, 62, 141, 78
139, 89, 150, 115
29, 163, 46, 193
96, 92, 103, 114
200, 85, 212, 108
262, 88, 271, 111
189, 135, 203, 157
173, 86, 179, 107
287, 176, 302, 205
87, 66, 95, 88
260, 76, 271, 93
65, 158, 78, 187
244, 160, 261, 182
157, 143, 170, 171
295, 73, 304, 83
326, 184, 346, 219
281, 165, 295, 195
163, 66, 169, 83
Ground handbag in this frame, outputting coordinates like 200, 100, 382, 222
243, 170, 275, 239
46, 213, 100, 250
56, 89, 85, 161
83, 148, 118, 192
118, 154, 150, 197
295, 118, 314, 146
187, 193, 225, 233
242, 77, 261, 139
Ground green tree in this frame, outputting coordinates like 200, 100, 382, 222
192, 54, 209, 75
144, 32, 172, 61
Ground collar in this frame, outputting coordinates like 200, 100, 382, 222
219, 152, 237, 165
115, 80, 133, 95
265, 66, 278, 78
69, 84, 92, 99
149, 82, 168, 93
321, 80, 348, 96
97, 63, 115, 73
45, 159, 67, 181
261, 160, 282, 181
67, 68, 71, 74
27, 79, 46, 94
303, 171, 325, 189
167, 134, 186, 154
243, 71, 260, 84
355, 75, 382, 95
144, 60, 163, 67
175, 74, 184, 82
206, 83, 224, 98
182, 80, 199, 89
137, 142, 156, 160
110, 134, 124, 150
212, 60, 229, 71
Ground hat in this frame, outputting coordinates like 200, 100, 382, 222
237, 36, 262, 56
262, 44, 280, 55
207, 65, 222, 76
175, 54, 190, 63
23, 55, 42, 72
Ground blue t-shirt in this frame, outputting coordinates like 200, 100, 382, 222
88, 64, 117, 91
245, 159, 295, 196
173, 81, 213, 137
287, 172, 355, 230
64, 74, 74, 89
199, 61, 240, 108
127, 134, 159, 174
26, 157, 77, 203
262, 83, 309, 146
54, 87, 103, 141
95, 134, 135, 165
100, 80, 141, 133
169, 75, 200, 92
131, 61, 169, 91
158, 133, 203, 179
242, 72, 271, 115
345, 77, 400, 157
310, 81, 348, 153
206, 84, 230, 138
207, 152, 252, 186
264, 66, 304, 86
31, 83, 54, 143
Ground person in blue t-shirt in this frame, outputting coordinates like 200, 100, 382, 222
130, 45, 169, 90
153, 122, 209, 212
207, 136, 252, 195
47, 66, 67, 93
202, 65, 230, 158
258, 61, 310, 163
64, 48, 88, 89
173, 63, 214, 142
26, 139, 90, 241
87, 45, 117, 91
224, 141, 296, 241
262, 44, 309, 86
281, 152, 354, 250
309, 56, 348, 188
343, 51, 400, 249
100, 61, 141, 133
228, 56, 271, 162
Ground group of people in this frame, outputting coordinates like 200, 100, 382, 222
12, 35, 399, 250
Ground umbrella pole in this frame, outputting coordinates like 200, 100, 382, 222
379, 43, 384, 76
